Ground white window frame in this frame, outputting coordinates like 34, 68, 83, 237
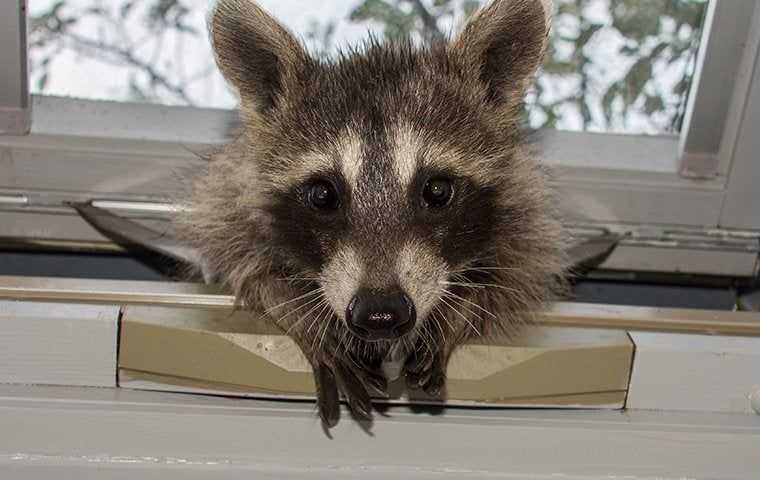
1, 0, 759, 274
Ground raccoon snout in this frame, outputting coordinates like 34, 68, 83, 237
346, 288, 416, 341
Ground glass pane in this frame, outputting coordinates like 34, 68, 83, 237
29, 0, 708, 134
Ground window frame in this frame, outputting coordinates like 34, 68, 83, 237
1, 0, 759, 272
0, 1, 29, 135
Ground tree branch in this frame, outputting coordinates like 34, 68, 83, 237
406, 0, 444, 41
59, 31, 195, 105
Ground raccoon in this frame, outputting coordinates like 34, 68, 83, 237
178, 0, 564, 427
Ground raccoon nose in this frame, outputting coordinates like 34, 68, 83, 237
346, 288, 416, 341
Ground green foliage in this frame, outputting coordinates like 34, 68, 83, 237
348, 0, 709, 133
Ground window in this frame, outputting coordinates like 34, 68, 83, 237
2, 0, 760, 275
29, 0, 708, 135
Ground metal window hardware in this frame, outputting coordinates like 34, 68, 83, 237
0, 195, 28, 206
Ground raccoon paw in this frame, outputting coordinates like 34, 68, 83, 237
404, 348, 446, 398
315, 356, 386, 428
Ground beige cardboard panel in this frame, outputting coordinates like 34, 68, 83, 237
120, 306, 634, 405
123, 305, 278, 333
118, 369, 314, 397
446, 346, 632, 401
119, 369, 627, 408
119, 322, 316, 394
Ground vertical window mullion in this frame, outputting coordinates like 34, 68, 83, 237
678, 0, 754, 179
0, 1, 29, 136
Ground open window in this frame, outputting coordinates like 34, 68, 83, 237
1, 0, 759, 278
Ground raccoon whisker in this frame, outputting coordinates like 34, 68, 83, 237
338, 331, 349, 357
318, 314, 335, 353
449, 265, 519, 274
433, 303, 455, 332
312, 303, 336, 352
281, 292, 326, 320
440, 289, 497, 319
424, 309, 446, 344
284, 299, 329, 335
344, 332, 357, 358
264, 287, 323, 315
276, 276, 321, 283
416, 325, 434, 356
428, 314, 445, 338
438, 296, 482, 337
471, 283, 521, 294
336, 329, 352, 359
441, 292, 486, 324
306, 301, 333, 336
283, 313, 313, 336
446, 280, 521, 295
450, 266, 523, 283
309, 323, 320, 353
274, 293, 326, 329
450, 273, 491, 288
441, 281, 486, 290
297, 296, 329, 321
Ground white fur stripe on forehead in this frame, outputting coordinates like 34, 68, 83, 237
392, 124, 501, 186
267, 131, 361, 190
392, 125, 422, 188
337, 130, 363, 189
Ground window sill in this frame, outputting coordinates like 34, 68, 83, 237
0, 384, 758, 479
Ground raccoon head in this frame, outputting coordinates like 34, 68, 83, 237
183, 0, 562, 352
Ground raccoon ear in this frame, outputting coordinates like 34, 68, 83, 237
210, 0, 307, 112
452, 0, 551, 108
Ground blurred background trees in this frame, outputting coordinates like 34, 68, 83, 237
29, 0, 708, 133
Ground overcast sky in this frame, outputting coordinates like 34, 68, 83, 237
29, 0, 390, 109
28, 0, 704, 134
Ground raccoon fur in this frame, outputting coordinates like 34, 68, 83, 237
177, 0, 564, 427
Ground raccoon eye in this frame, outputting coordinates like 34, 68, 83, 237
422, 178, 454, 208
307, 180, 340, 211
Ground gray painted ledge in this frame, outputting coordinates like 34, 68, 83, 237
0, 385, 758, 479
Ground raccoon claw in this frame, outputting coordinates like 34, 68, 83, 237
405, 349, 446, 398
405, 369, 430, 390
359, 369, 388, 397
316, 364, 341, 428
345, 352, 388, 396
423, 365, 446, 397
335, 362, 373, 422
405, 347, 435, 384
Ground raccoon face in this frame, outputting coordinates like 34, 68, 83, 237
192, 0, 558, 346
